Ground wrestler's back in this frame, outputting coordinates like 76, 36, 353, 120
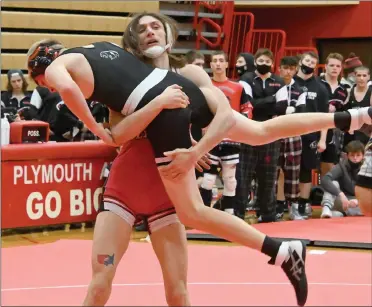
61, 41, 213, 128
61, 41, 213, 158
60, 41, 155, 113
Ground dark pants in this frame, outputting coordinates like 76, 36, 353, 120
234, 140, 281, 221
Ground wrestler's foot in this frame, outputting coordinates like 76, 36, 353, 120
269, 240, 308, 306
348, 107, 372, 133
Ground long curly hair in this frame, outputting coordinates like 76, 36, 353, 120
122, 12, 185, 69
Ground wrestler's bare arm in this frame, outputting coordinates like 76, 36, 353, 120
110, 96, 166, 144
179, 64, 236, 159
45, 56, 112, 144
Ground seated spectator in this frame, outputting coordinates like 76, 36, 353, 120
320, 140, 365, 218
74, 101, 109, 142
18, 86, 94, 142
1, 70, 32, 110
355, 136, 372, 216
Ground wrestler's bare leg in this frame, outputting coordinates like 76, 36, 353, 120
83, 211, 132, 306
150, 222, 190, 306
228, 111, 337, 145
182, 67, 371, 147
159, 169, 265, 251
355, 186, 372, 216
159, 169, 308, 306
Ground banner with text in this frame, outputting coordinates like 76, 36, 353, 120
2, 158, 112, 229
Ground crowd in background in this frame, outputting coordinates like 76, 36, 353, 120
1, 69, 109, 142
184, 49, 371, 223
2, 48, 371, 225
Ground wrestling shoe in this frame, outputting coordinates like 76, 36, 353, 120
289, 203, 305, 221
348, 106, 372, 133
269, 240, 308, 306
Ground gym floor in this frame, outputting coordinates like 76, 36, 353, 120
2, 209, 372, 306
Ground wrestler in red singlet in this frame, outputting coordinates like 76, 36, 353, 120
102, 136, 176, 233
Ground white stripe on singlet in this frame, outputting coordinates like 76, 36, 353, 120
122, 68, 168, 116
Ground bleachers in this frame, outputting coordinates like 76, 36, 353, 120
1, 1, 159, 91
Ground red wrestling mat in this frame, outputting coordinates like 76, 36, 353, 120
187, 217, 372, 244
2, 240, 371, 306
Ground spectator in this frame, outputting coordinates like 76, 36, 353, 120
184, 50, 206, 181
294, 51, 330, 219
340, 53, 363, 90
75, 101, 109, 142
184, 50, 205, 145
18, 86, 93, 142
355, 136, 372, 216
233, 52, 257, 218
1, 70, 31, 110
346, 66, 372, 146
184, 50, 205, 68
237, 48, 289, 223
199, 51, 251, 216
235, 52, 255, 78
319, 53, 349, 175
276, 56, 306, 220
320, 140, 365, 218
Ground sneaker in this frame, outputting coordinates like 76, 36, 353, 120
305, 203, 312, 218
298, 203, 312, 220
270, 240, 308, 306
257, 214, 280, 223
247, 197, 257, 211
320, 205, 332, 218
283, 201, 289, 213
276, 212, 284, 220
331, 210, 345, 218
289, 203, 305, 221
276, 201, 286, 216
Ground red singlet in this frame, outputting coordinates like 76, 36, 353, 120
103, 138, 174, 220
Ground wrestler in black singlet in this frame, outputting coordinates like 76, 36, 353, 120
60, 41, 214, 164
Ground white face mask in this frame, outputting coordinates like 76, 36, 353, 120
142, 43, 170, 58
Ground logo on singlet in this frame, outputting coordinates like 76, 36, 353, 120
100, 50, 119, 60
56, 101, 65, 111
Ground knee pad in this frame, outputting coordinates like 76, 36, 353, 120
200, 173, 217, 190
222, 164, 237, 196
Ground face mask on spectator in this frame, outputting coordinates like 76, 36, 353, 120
256, 64, 271, 75
300, 64, 314, 75
235, 65, 248, 76
349, 160, 362, 169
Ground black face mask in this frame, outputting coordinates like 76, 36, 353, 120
235, 65, 247, 77
256, 64, 271, 75
349, 160, 362, 169
300, 64, 314, 75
